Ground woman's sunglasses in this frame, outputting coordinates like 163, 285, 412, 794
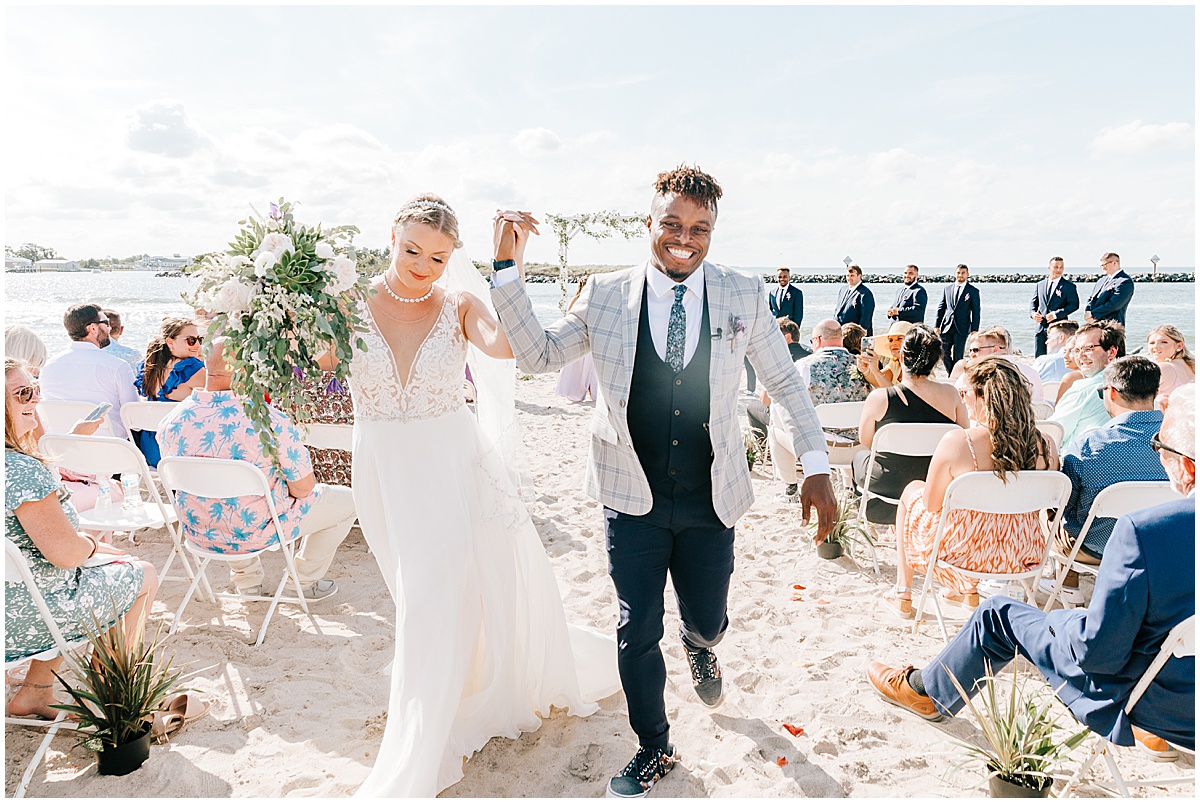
11, 382, 40, 404
183, 335, 204, 347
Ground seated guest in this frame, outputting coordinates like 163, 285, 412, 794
857, 320, 911, 389
867, 383, 1195, 758
1055, 334, 1084, 403
1034, 319, 1079, 384
1050, 321, 1125, 446
158, 338, 355, 600
886, 358, 1058, 617
791, 318, 870, 441
841, 322, 867, 356
1145, 325, 1195, 408
99, 309, 143, 369
4, 326, 47, 375
133, 317, 206, 467
951, 326, 1044, 401
854, 325, 968, 525
5, 358, 158, 719
778, 317, 811, 362
38, 304, 138, 439
1049, 356, 1168, 604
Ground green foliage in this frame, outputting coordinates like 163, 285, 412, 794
807, 489, 875, 561
185, 198, 370, 464
545, 211, 644, 309
945, 658, 1090, 791
7, 242, 59, 262
743, 427, 763, 470
51, 605, 182, 751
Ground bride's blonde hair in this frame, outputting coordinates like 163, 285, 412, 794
391, 194, 463, 250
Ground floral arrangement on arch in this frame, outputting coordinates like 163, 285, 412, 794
185, 199, 371, 461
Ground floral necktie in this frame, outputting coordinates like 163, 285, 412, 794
665, 285, 687, 373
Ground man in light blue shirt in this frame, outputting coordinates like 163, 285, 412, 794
99, 308, 144, 369
1050, 321, 1124, 445
1034, 319, 1078, 384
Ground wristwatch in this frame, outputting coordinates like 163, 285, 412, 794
492, 259, 516, 271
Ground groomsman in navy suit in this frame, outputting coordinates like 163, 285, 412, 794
886, 264, 927, 324
768, 267, 804, 326
834, 264, 875, 336
1029, 256, 1080, 357
1085, 252, 1135, 326
934, 264, 982, 373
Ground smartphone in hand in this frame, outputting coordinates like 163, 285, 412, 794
82, 402, 113, 422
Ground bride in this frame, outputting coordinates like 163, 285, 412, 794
323, 195, 619, 796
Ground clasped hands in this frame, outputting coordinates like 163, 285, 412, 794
493, 210, 540, 270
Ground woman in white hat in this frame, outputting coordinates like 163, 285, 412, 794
858, 320, 913, 388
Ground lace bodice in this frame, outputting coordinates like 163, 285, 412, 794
349, 293, 467, 422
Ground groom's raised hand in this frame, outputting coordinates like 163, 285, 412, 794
493, 210, 540, 275
800, 473, 838, 543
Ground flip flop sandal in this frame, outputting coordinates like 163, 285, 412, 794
151, 693, 210, 744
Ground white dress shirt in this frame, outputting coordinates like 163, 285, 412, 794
39, 342, 139, 437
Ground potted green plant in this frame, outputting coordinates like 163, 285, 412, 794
945, 659, 1089, 798
52, 607, 182, 776
809, 490, 874, 561
743, 427, 763, 471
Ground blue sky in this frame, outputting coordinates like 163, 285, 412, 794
5, 4, 1195, 271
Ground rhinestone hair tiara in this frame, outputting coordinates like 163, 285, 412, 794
396, 199, 455, 217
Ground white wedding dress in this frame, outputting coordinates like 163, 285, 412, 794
349, 292, 619, 797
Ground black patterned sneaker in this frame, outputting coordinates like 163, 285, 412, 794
605, 744, 677, 798
784, 483, 799, 503
685, 645, 724, 707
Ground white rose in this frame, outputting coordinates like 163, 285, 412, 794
314, 241, 336, 260
330, 255, 359, 293
253, 250, 276, 277
230, 255, 252, 270
209, 279, 256, 315
258, 233, 295, 258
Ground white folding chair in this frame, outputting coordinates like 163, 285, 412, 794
1035, 420, 1065, 452
1061, 615, 1195, 797
1042, 380, 1061, 401
857, 423, 961, 527
1043, 481, 1182, 612
912, 470, 1072, 643
157, 456, 320, 647
4, 540, 86, 798
118, 400, 178, 475
34, 400, 96, 435
1031, 399, 1055, 420
814, 401, 867, 491
37, 434, 203, 595
300, 422, 353, 453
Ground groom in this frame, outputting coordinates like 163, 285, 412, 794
490, 166, 836, 798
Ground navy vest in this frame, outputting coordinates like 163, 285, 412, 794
626, 284, 713, 492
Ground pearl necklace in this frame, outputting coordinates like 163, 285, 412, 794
382, 271, 434, 304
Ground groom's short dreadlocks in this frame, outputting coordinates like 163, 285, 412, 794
653, 165, 723, 214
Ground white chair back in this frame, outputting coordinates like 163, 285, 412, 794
300, 422, 353, 453
38, 434, 149, 478
1090, 481, 1182, 522
34, 400, 95, 435
1126, 614, 1196, 715
942, 470, 1072, 517
1035, 420, 1065, 451
871, 422, 960, 457
1031, 399, 1055, 420
815, 401, 865, 431
119, 400, 177, 436
1042, 380, 1061, 401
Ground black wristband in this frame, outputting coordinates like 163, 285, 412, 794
492, 259, 516, 271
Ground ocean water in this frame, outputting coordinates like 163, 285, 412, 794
4, 270, 1194, 360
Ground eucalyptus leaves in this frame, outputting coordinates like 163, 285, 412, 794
186, 199, 370, 461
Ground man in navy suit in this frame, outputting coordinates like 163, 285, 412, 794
1085, 252, 1135, 326
1030, 256, 1080, 357
934, 264, 982, 373
866, 382, 1195, 758
834, 264, 875, 336
768, 267, 804, 326
886, 264, 927, 324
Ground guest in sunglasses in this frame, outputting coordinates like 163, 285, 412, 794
39, 303, 138, 439
133, 317, 206, 466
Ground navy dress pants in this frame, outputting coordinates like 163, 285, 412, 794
604, 481, 735, 749
941, 334, 968, 375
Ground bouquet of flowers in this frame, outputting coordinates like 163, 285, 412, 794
186, 199, 370, 461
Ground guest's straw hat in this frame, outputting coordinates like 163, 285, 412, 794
872, 320, 913, 353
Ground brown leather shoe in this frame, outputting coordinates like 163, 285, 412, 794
1132, 726, 1179, 762
867, 662, 944, 721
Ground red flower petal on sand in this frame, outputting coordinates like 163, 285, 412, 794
775, 756, 788, 767
792, 584, 806, 590
790, 594, 804, 602
816, 598, 831, 605
782, 723, 805, 737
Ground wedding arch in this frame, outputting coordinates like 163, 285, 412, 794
545, 211, 644, 309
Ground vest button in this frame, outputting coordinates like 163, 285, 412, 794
675, 379, 682, 386
672, 440, 679, 446
670, 468, 677, 476
674, 409, 680, 416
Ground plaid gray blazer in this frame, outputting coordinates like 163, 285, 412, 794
492, 260, 826, 526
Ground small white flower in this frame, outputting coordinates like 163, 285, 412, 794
329, 255, 359, 293
315, 241, 336, 260
230, 255, 252, 269
253, 251, 276, 277
258, 233, 295, 259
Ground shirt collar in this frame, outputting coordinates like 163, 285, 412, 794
646, 261, 706, 301
69, 341, 99, 351
190, 388, 234, 403
1108, 408, 1163, 427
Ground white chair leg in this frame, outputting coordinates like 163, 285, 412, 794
912, 572, 934, 636
255, 574, 291, 648
1043, 561, 1069, 612
170, 557, 211, 636
1101, 744, 1131, 797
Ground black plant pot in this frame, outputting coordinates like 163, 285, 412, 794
816, 541, 844, 560
988, 773, 1051, 798
97, 724, 152, 776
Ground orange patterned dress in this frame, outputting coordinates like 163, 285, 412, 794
901, 436, 1045, 593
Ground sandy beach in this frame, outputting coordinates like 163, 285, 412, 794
5, 373, 1194, 798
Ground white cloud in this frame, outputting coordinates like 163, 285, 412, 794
866, 148, 933, 185
1088, 120, 1193, 156
512, 128, 562, 155
126, 99, 209, 157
